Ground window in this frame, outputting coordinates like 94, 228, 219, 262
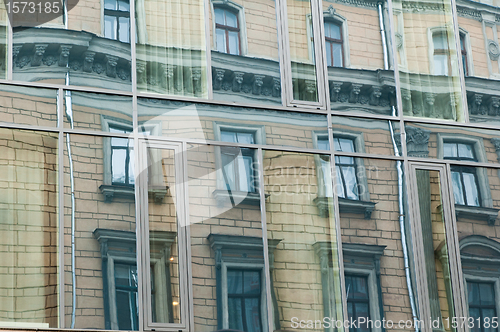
114, 263, 139, 330
215, 7, 241, 55
314, 242, 384, 332
104, 0, 130, 43
334, 137, 359, 200
110, 126, 134, 186
443, 142, 480, 207
324, 21, 343, 67
227, 269, 263, 332
207, 234, 276, 332
460, 34, 468, 76
346, 275, 371, 332
468, 282, 497, 332
433, 32, 451, 76
314, 133, 375, 218
220, 130, 256, 193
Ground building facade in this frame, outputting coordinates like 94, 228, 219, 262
1, 0, 500, 331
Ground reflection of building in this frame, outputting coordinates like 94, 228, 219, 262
1, 0, 500, 331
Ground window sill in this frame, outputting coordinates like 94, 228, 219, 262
455, 204, 500, 225
100, 184, 168, 203
212, 189, 265, 207
314, 196, 376, 219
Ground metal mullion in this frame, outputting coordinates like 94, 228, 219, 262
406, 162, 433, 332
440, 163, 468, 329
257, 147, 274, 332
204, 0, 213, 100
0, 122, 60, 132
449, 0, 469, 123
7, 5, 12, 81
330, 110, 399, 121
181, 140, 194, 332
57, 88, 65, 328
311, 0, 327, 109
135, 138, 146, 332
328, 110, 348, 332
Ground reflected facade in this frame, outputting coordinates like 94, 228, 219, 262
1, 0, 500, 331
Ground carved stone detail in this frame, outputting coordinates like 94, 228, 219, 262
58, 45, 72, 67
82, 51, 95, 72
232, 71, 244, 92
488, 39, 500, 61
405, 126, 431, 158
253, 75, 265, 95
32, 44, 49, 67
104, 55, 119, 78
213, 68, 225, 90
349, 83, 363, 103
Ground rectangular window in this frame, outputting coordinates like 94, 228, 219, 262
220, 130, 256, 193
324, 21, 343, 67
468, 282, 497, 332
214, 7, 241, 55
110, 126, 134, 186
104, 0, 131, 43
334, 137, 359, 200
443, 142, 481, 206
346, 275, 371, 332
115, 264, 139, 331
227, 269, 263, 332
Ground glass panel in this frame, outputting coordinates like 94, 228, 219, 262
331, 117, 400, 157
13, 0, 131, 91
186, 144, 267, 332
136, 0, 207, 98
326, 0, 396, 116
263, 151, 343, 331
288, 0, 319, 102
0, 1, 6, 80
210, 0, 282, 106
0, 85, 57, 127
146, 147, 181, 324
0, 129, 58, 328
63, 91, 133, 131
137, 99, 328, 149
393, 0, 465, 121
402, 122, 500, 165
340, 159, 419, 326
64, 134, 138, 330
414, 169, 455, 330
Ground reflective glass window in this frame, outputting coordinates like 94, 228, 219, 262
210, 0, 282, 106
136, 0, 207, 97
394, 0, 465, 121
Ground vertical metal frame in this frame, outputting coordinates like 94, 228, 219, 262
57, 88, 65, 328
136, 138, 190, 332
278, 0, 327, 109
407, 162, 468, 332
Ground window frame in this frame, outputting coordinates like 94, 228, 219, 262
324, 20, 344, 68
211, 0, 248, 56
437, 134, 493, 209
460, 235, 500, 330
102, 0, 131, 43
279, 0, 328, 109
312, 131, 375, 219
322, 6, 350, 68
213, 122, 265, 206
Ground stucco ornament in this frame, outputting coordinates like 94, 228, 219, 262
488, 39, 500, 60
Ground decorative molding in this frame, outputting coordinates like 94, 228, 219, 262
405, 125, 431, 157
488, 39, 500, 61
313, 196, 376, 219
455, 204, 500, 225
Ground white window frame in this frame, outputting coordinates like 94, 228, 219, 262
212, 122, 265, 206
428, 26, 461, 77
279, 0, 328, 109
437, 133, 493, 208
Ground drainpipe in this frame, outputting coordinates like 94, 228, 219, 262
378, 2, 419, 329
65, 72, 76, 329
377, 2, 389, 70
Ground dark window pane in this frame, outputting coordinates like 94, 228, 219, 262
244, 298, 262, 332
227, 270, 243, 294
228, 298, 244, 331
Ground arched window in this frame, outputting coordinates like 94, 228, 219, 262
324, 21, 343, 67
214, 7, 241, 55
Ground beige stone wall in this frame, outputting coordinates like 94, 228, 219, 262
458, 17, 488, 78
0, 89, 57, 127
0, 129, 58, 327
